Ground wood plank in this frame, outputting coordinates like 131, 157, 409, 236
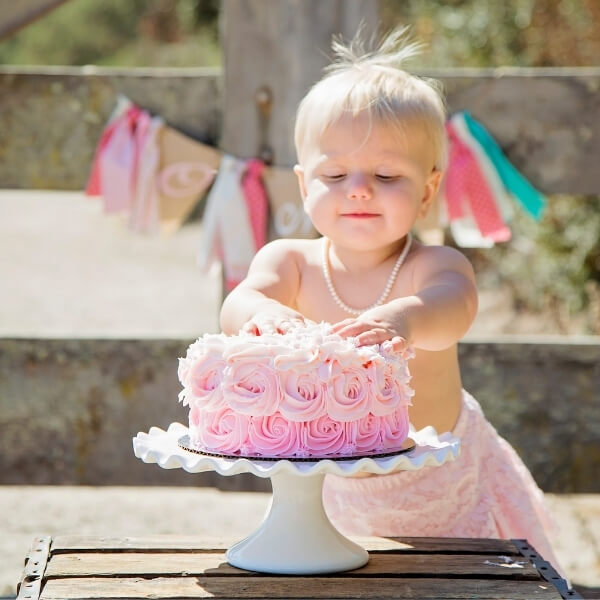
49, 535, 520, 555
43, 551, 540, 579
221, 0, 378, 166
40, 576, 564, 599
50, 535, 236, 553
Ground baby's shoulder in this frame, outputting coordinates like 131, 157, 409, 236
259, 238, 320, 258
409, 242, 475, 278
252, 237, 321, 269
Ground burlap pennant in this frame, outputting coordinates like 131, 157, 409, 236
156, 126, 222, 235
262, 165, 318, 240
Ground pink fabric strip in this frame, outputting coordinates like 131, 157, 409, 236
444, 122, 511, 242
241, 159, 268, 252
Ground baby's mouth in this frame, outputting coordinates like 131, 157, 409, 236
341, 212, 380, 218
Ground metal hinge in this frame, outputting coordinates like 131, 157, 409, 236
513, 539, 583, 599
17, 536, 51, 600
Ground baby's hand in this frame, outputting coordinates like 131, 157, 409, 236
241, 307, 305, 336
332, 306, 409, 352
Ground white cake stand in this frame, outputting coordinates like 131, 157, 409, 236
133, 422, 460, 575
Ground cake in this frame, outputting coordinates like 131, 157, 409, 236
178, 322, 414, 459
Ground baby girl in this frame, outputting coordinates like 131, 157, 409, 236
220, 28, 562, 575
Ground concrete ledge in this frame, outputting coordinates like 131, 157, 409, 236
1, 337, 598, 492
458, 338, 600, 493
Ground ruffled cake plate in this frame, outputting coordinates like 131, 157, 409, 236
133, 422, 460, 575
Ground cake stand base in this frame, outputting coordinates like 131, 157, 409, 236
133, 422, 460, 575
226, 471, 367, 574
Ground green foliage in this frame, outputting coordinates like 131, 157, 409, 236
381, 0, 600, 67
0, 0, 220, 67
462, 197, 600, 333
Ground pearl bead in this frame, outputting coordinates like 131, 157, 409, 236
322, 233, 413, 316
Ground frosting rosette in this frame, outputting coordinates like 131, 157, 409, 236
275, 349, 327, 422
223, 354, 280, 416
193, 406, 250, 454
186, 353, 226, 410
302, 414, 353, 456
369, 362, 412, 417
278, 369, 328, 422
326, 360, 373, 422
248, 413, 303, 456
178, 334, 227, 407
347, 414, 383, 454
379, 409, 410, 451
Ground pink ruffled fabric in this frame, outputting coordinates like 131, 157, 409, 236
322, 390, 563, 576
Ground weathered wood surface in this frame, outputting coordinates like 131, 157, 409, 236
44, 552, 542, 579
38, 577, 566, 599
18, 535, 574, 600
49, 534, 520, 554
220, 0, 378, 166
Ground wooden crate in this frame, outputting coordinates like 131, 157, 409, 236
18, 535, 579, 599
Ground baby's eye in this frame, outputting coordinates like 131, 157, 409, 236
375, 174, 401, 182
322, 174, 346, 182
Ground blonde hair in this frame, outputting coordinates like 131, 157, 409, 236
294, 27, 447, 170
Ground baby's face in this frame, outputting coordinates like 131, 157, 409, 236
295, 113, 441, 252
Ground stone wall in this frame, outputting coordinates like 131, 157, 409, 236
1, 337, 598, 492
0, 66, 220, 190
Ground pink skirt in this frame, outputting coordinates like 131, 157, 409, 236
323, 390, 563, 574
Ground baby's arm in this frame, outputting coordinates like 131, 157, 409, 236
220, 239, 305, 335
334, 246, 478, 351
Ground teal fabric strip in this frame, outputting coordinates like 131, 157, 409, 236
462, 112, 546, 220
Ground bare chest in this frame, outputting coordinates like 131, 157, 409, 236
295, 261, 414, 324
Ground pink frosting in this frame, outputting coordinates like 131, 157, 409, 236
369, 362, 410, 416
326, 360, 372, 422
303, 414, 353, 455
248, 413, 302, 456
187, 354, 226, 411
347, 414, 383, 453
194, 406, 250, 454
181, 322, 415, 457
379, 409, 410, 451
223, 356, 280, 416
278, 368, 327, 422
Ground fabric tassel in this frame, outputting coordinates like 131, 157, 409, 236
198, 155, 256, 291
444, 121, 511, 243
241, 159, 269, 252
462, 112, 546, 220
85, 96, 133, 196
129, 116, 164, 234
451, 113, 514, 223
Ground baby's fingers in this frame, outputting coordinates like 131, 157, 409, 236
331, 318, 356, 333
355, 328, 391, 347
277, 317, 305, 334
389, 336, 408, 352
241, 321, 260, 335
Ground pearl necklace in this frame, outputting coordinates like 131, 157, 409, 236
322, 233, 413, 316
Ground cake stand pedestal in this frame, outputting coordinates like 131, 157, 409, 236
133, 422, 460, 575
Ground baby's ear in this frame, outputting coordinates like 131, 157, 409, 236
293, 164, 307, 200
419, 169, 443, 218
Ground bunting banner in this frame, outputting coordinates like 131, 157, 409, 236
86, 99, 548, 284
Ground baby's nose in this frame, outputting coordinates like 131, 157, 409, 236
347, 175, 372, 199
